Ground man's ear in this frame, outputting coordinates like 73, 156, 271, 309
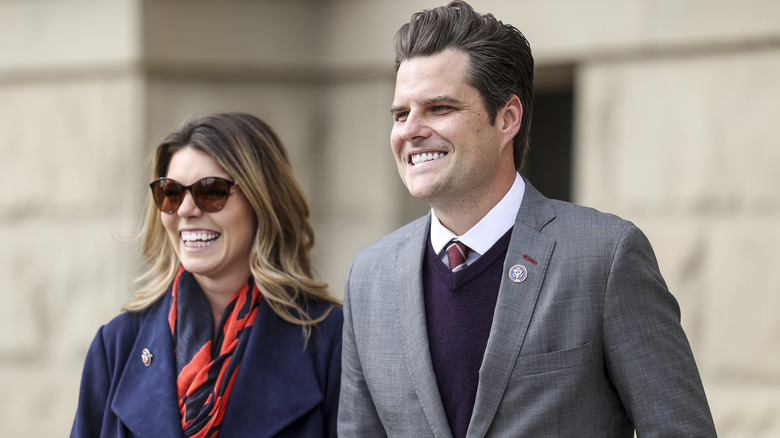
499, 94, 523, 151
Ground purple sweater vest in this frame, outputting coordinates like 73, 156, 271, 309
423, 229, 513, 438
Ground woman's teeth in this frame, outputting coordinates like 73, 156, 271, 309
181, 231, 219, 248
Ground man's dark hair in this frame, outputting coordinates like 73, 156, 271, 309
394, 0, 534, 171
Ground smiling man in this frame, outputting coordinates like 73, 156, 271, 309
338, 1, 717, 437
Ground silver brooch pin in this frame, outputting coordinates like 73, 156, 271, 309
508, 264, 528, 283
141, 348, 153, 367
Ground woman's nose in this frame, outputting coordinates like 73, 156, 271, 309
176, 190, 202, 218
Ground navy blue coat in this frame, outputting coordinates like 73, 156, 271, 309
71, 292, 342, 437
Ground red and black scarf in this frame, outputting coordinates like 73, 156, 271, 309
168, 267, 261, 437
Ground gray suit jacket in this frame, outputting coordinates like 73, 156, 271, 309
339, 180, 716, 437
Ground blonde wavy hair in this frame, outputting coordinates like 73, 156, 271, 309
124, 112, 339, 335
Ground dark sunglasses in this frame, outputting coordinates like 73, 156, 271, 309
149, 177, 237, 213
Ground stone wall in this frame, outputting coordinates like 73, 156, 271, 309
1, 0, 778, 436
576, 49, 780, 437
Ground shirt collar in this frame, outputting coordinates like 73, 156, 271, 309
430, 172, 525, 258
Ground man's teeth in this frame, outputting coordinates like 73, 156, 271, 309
181, 232, 219, 247
411, 152, 446, 165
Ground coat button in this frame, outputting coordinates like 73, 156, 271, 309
141, 348, 153, 367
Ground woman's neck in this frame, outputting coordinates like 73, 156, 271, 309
192, 271, 250, 328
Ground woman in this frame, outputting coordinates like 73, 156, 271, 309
71, 112, 342, 437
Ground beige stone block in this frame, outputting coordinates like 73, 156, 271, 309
493, 0, 646, 62
575, 49, 780, 216
707, 384, 780, 438
321, 0, 452, 70
143, 0, 320, 71
0, 0, 139, 73
0, 78, 144, 218
315, 78, 402, 297
653, 0, 780, 48
698, 218, 780, 379
0, 248, 41, 357
0, 219, 135, 361
323, 0, 647, 65
319, 80, 397, 224
0, 364, 83, 437
0, 218, 134, 434
324, 0, 780, 65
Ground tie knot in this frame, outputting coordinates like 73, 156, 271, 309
446, 241, 469, 272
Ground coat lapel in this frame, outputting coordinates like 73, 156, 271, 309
111, 297, 184, 438
112, 293, 326, 437
467, 180, 557, 437
219, 300, 324, 437
393, 215, 453, 438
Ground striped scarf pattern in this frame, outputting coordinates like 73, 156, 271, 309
168, 267, 261, 437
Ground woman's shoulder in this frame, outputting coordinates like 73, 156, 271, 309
97, 298, 167, 349
304, 299, 343, 336
292, 299, 342, 347
305, 299, 342, 318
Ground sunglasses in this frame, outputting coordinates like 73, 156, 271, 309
149, 177, 237, 213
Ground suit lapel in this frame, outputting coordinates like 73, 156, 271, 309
112, 297, 184, 438
467, 180, 557, 437
393, 215, 453, 438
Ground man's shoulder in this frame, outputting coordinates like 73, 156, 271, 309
546, 198, 634, 231
536, 198, 658, 258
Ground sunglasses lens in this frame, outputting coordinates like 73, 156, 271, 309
192, 178, 232, 212
151, 179, 184, 213
150, 177, 234, 213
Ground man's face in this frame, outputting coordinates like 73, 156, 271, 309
390, 49, 510, 213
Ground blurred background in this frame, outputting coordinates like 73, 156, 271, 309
1, 0, 779, 436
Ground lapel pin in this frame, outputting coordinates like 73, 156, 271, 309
523, 254, 538, 265
141, 348, 153, 367
509, 264, 528, 283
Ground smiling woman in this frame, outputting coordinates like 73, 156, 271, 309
70, 112, 343, 438
158, 146, 257, 323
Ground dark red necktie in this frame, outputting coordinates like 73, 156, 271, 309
446, 241, 469, 272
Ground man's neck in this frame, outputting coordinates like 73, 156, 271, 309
431, 170, 517, 236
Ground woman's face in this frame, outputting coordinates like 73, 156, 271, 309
161, 146, 256, 286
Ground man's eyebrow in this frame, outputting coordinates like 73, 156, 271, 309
424, 95, 465, 106
390, 95, 465, 114
390, 104, 406, 115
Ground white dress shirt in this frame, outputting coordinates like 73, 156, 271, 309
431, 172, 525, 267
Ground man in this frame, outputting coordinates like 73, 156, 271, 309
339, 1, 717, 437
